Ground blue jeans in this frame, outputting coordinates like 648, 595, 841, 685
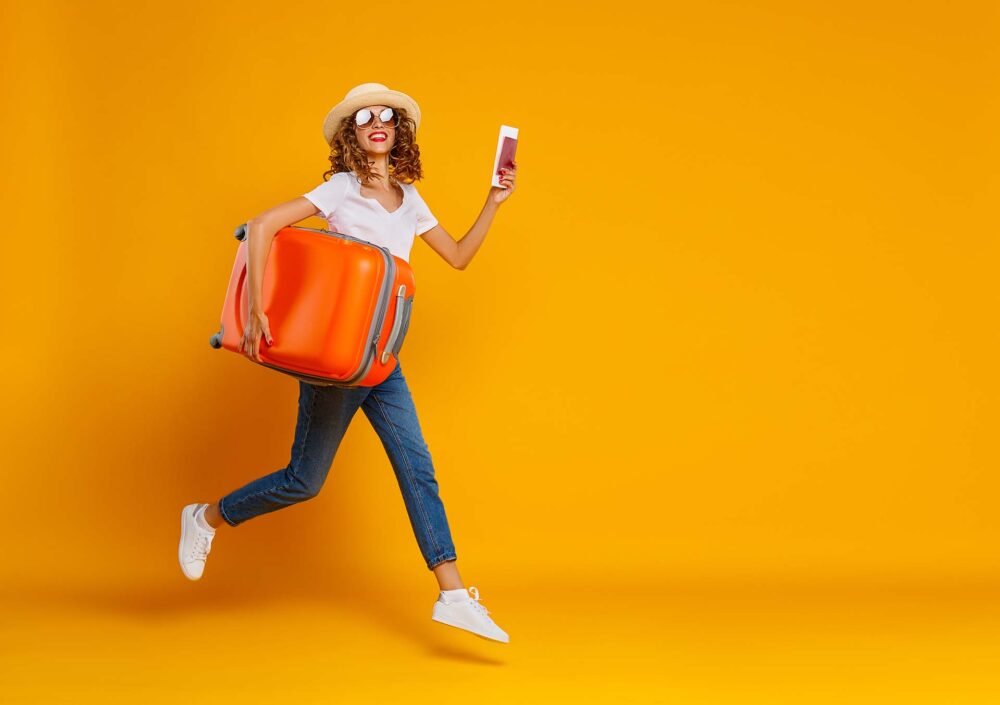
217, 362, 458, 570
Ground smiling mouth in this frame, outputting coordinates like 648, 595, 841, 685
370, 132, 387, 141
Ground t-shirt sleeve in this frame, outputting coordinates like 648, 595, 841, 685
303, 174, 349, 218
410, 185, 439, 236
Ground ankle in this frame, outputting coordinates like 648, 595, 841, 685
440, 587, 470, 602
202, 502, 223, 529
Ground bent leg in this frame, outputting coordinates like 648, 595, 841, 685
218, 380, 369, 527
362, 363, 458, 570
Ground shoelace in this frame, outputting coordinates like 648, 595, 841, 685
189, 531, 214, 562
467, 586, 491, 617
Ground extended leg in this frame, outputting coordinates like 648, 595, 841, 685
215, 380, 370, 527
361, 363, 458, 571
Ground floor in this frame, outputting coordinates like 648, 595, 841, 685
2, 574, 998, 703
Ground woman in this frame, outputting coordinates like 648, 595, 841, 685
178, 83, 517, 643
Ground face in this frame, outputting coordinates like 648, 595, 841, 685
353, 104, 396, 154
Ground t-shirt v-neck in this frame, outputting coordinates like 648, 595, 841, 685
302, 170, 439, 263
352, 175, 405, 215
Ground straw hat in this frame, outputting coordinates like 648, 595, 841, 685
322, 82, 422, 145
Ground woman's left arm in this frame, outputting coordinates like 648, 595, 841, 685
420, 161, 518, 270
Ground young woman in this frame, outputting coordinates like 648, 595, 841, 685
178, 83, 517, 643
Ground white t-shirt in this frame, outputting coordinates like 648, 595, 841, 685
302, 171, 439, 263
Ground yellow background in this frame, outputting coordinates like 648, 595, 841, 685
1, 0, 997, 702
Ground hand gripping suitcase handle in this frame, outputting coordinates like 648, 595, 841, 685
381, 284, 414, 364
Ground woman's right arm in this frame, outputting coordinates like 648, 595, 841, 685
239, 196, 321, 361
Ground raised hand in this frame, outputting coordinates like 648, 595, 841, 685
490, 160, 518, 205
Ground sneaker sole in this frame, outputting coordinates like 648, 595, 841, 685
431, 608, 510, 643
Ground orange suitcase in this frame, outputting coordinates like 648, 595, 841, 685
209, 222, 415, 387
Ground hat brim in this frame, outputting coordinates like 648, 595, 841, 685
323, 89, 421, 145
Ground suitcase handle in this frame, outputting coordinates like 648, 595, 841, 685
380, 284, 413, 364
392, 294, 414, 358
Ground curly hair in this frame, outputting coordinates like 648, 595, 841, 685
322, 106, 424, 186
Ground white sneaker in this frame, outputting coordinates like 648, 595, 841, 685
431, 586, 510, 643
178, 503, 216, 580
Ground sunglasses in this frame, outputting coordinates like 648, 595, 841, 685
354, 107, 396, 129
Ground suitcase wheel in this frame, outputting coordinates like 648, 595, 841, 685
209, 324, 225, 349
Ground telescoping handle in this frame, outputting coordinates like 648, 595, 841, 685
208, 223, 251, 348
380, 284, 414, 364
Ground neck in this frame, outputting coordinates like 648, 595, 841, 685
363, 153, 392, 186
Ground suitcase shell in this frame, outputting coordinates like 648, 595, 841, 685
209, 223, 415, 387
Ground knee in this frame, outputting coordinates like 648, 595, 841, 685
404, 439, 433, 467
284, 464, 325, 501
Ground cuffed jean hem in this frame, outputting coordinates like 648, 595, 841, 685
427, 554, 457, 570
217, 497, 240, 527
